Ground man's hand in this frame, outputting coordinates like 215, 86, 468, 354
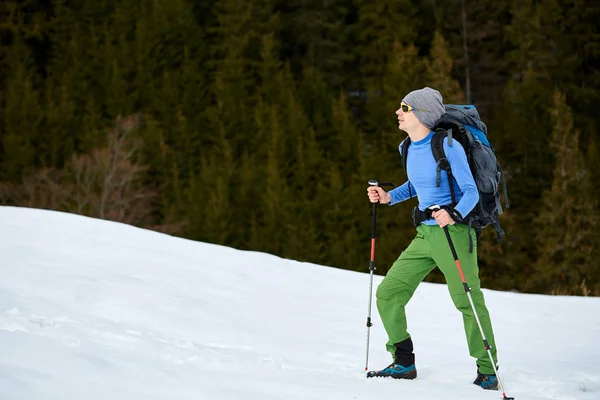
431, 209, 456, 228
367, 186, 391, 204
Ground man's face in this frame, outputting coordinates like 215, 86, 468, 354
395, 104, 420, 132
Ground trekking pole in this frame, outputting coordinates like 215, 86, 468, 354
429, 205, 514, 400
364, 179, 379, 371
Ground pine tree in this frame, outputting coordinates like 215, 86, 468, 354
505, 0, 600, 140
0, 1, 47, 180
427, 0, 510, 112
321, 93, 365, 268
0, 60, 41, 180
424, 32, 465, 104
365, 42, 424, 144
481, 0, 569, 286
258, 101, 291, 256
531, 91, 599, 295
283, 70, 326, 262
356, 0, 420, 89
186, 125, 234, 245
278, 0, 357, 89
138, 0, 210, 182
207, 0, 279, 158
475, 68, 554, 291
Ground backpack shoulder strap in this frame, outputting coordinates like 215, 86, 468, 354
431, 128, 457, 204
431, 129, 447, 166
400, 138, 413, 198
400, 138, 411, 171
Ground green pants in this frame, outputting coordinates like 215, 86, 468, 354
376, 224, 498, 374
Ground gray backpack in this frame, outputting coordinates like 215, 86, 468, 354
400, 104, 509, 244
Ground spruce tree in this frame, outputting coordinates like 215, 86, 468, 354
356, 0, 419, 89
278, 0, 357, 89
0, 1, 46, 180
531, 91, 599, 295
1, 60, 41, 180
424, 32, 465, 104
428, 0, 510, 112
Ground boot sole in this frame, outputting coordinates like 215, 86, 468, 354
366, 369, 417, 379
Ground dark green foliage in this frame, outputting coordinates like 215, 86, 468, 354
531, 91, 599, 295
1, 0, 599, 296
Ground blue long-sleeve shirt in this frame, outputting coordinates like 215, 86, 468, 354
388, 131, 478, 225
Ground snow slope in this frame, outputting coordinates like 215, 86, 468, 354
0, 206, 599, 400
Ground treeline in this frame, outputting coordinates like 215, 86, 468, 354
1, 0, 599, 295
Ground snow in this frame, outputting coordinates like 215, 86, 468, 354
0, 206, 599, 400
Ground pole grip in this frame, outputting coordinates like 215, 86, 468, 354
368, 180, 379, 240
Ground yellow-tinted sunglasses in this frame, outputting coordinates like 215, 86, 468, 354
400, 102, 431, 113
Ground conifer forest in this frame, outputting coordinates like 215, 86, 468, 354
1, 0, 599, 295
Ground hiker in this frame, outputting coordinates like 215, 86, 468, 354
365, 87, 500, 390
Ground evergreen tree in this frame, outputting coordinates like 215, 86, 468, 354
365, 42, 424, 144
531, 91, 599, 295
424, 32, 465, 103
427, 0, 510, 113
477, 69, 553, 291
187, 125, 234, 245
505, 0, 600, 138
321, 93, 365, 268
0, 1, 47, 180
356, 0, 419, 89
0, 59, 41, 180
278, 0, 357, 89
283, 69, 326, 262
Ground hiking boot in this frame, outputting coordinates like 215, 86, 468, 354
473, 373, 498, 390
366, 363, 417, 379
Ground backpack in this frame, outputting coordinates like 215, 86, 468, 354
400, 104, 509, 242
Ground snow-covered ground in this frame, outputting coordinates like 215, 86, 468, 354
0, 206, 598, 400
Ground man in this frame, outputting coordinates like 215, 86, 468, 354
366, 87, 499, 390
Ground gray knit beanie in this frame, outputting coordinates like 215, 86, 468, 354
402, 87, 445, 129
